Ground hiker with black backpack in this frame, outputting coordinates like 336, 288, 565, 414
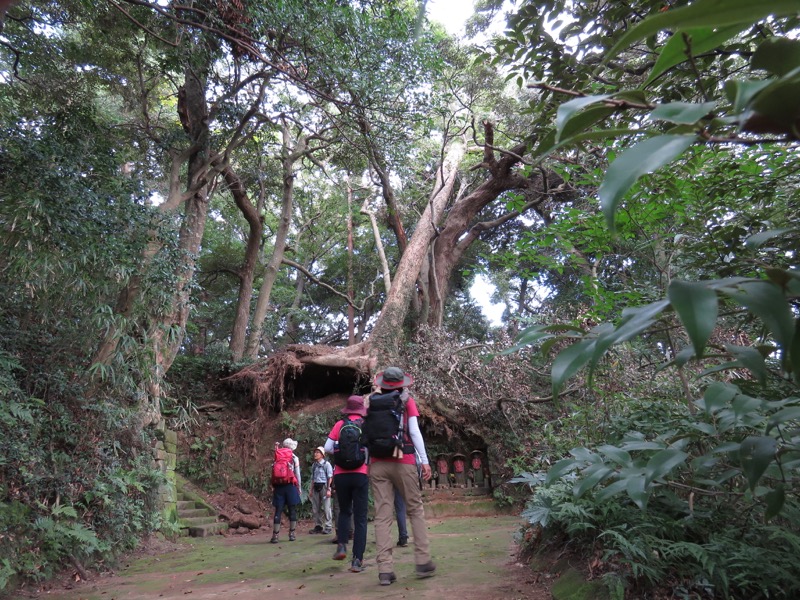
269, 438, 302, 544
323, 395, 369, 573
363, 367, 435, 586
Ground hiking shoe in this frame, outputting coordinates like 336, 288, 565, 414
397, 536, 408, 547
379, 572, 397, 586
310, 525, 323, 534
270, 533, 279, 544
288, 531, 296, 541
349, 558, 364, 573
322, 529, 332, 535
333, 544, 347, 560
415, 561, 436, 578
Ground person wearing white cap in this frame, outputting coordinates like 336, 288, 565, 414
308, 446, 333, 534
269, 438, 302, 543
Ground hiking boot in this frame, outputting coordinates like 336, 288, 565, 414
379, 572, 397, 586
349, 558, 364, 573
415, 561, 436, 578
397, 536, 408, 547
270, 533, 279, 544
288, 531, 296, 541
333, 543, 347, 560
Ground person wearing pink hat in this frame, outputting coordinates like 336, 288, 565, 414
366, 367, 435, 586
323, 395, 370, 573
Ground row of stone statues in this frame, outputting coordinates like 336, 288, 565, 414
428, 450, 490, 489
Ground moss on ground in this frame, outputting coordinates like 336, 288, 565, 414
42, 515, 546, 599
551, 567, 610, 600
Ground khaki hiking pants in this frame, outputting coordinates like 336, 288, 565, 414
369, 460, 430, 574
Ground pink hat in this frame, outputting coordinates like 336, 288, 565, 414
341, 395, 367, 417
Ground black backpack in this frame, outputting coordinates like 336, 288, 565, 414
334, 417, 367, 470
363, 391, 408, 459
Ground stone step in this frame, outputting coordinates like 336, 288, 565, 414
178, 508, 215, 519
179, 515, 219, 527
188, 522, 229, 538
175, 474, 228, 537
420, 488, 509, 519
422, 487, 492, 501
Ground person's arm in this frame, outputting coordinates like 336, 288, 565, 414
325, 461, 333, 497
407, 416, 432, 480
324, 420, 341, 455
293, 455, 302, 490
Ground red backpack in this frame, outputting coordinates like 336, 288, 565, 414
271, 447, 297, 485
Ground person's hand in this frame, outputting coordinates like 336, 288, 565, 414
421, 463, 432, 481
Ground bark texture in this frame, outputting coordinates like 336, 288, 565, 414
244, 122, 307, 359
222, 162, 263, 361
425, 123, 576, 326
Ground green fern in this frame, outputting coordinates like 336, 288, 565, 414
659, 541, 718, 583
0, 559, 14, 591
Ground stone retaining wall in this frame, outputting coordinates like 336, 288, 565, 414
152, 426, 178, 526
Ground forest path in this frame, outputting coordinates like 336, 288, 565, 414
36, 514, 551, 600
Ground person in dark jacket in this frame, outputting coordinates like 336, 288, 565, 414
324, 395, 369, 573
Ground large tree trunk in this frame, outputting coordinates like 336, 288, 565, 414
425, 123, 576, 326
269, 125, 572, 376
244, 121, 307, 358
222, 163, 263, 361
143, 67, 212, 426
91, 65, 212, 428
265, 144, 462, 377
354, 143, 462, 364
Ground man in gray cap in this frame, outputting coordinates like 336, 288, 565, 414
366, 367, 435, 586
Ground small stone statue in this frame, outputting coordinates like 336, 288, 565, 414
470, 450, 485, 488
452, 453, 467, 488
436, 454, 450, 489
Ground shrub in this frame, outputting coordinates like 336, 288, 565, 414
515, 391, 800, 599
0, 355, 164, 590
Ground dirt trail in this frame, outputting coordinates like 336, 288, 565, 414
33, 515, 550, 600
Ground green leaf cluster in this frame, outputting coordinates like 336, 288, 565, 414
517, 389, 800, 597
496, 1, 800, 596
0, 369, 165, 588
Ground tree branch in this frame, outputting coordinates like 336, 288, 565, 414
281, 258, 373, 311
